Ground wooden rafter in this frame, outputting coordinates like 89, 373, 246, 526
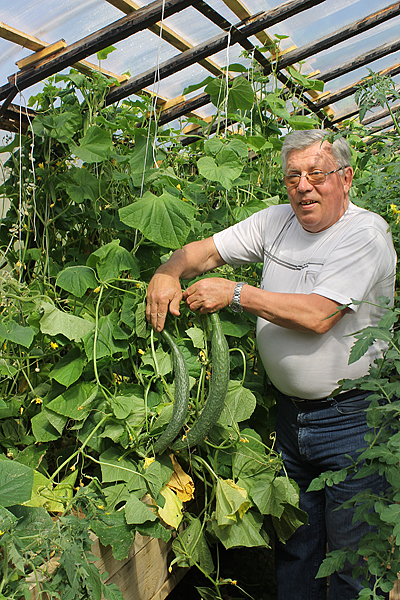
105, 0, 328, 105
0, 0, 195, 102
105, 0, 224, 77
264, 2, 400, 76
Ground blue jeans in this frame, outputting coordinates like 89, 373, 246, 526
274, 393, 387, 600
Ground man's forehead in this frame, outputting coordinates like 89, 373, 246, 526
286, 142, 333, 168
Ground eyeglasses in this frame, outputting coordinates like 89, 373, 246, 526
283, 166, 349, 188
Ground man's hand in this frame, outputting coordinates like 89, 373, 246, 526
183, 278, 236, 314
146, 273, 183, 331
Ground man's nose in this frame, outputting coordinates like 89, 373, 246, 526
297, 173, 313, 192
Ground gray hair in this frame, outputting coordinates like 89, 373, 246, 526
280, 129, 351, 174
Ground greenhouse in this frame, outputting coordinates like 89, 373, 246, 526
0, 1, 400, 599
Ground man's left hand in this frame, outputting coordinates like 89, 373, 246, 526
183, 277, 236, 314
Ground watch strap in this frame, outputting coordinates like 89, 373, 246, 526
230, 281, 246, 313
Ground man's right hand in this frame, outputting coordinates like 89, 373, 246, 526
146, 272, 183, 331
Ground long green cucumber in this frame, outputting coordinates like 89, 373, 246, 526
153, 329, 190, 455
175, 312, 229, 450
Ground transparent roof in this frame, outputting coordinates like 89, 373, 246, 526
0, 0, 399, 134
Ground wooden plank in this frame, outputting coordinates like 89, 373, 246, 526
106, 0, 224, 76
265, 2, 400, 76
0, 22, 46, 51
105, 0, 328, 105
16, 40, 67, 70
318, 38, 400, 84
0, 0, 196, 102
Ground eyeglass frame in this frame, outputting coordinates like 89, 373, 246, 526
283, 166, 350, 188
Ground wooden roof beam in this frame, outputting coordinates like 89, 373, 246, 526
0, 0, 195, 102
317, 38, 400, 84
105, 0, 328, 105
264, 2, 400, 76
105, 0, 224, 77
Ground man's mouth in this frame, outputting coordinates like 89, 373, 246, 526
300, 200, 317, 206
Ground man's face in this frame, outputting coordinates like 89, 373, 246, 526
285, 142, 353, 233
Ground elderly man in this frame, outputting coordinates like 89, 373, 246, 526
146, 129, 396, 599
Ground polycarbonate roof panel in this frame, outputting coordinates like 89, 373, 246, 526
0, 0, 399, 128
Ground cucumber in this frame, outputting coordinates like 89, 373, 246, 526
153, 329, 190, 455
175, 312, 229, 450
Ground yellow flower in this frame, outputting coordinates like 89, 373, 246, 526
176, 184, 181, 190
38, 162, 44, 169
50, 341, 58, 350
70, 465, 76, 471
94, 286, 101, 293
35, 397, 43, 404
182, 197, 188, 202
144, 456, 155, 469
138, 348, 145, 355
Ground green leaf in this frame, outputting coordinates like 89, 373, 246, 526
46, 382, 98, 420
172, 515, 214, 574
83, 312, 129, 360
272, 503, 308, 543
316, 549, 347, 578
0, 320, 35, 348
56, 265, 98, 296
87, 239, 139, 281
227, 76, 254, 113
288, 115, 319, 130
218, 381, 256, 426
197, 149, 243, 190
39, 302, 94, 341
211, 509, 268, 549
215, 479, 250, 526
50, 347, 85, 387
182, 76, 214, 96
119, 190, 195, 250
62, 167, 100, 204
185, 326, 205, 349
91, 511, 135, 560
0, 457, 34, 506
97, 45, 116, 61
109, 395, 136, 420
69, 125, 113, 163
31, 410, 64, 442
99, 447, 144, 490
135, 301, 147, 338
140, 346, 172, 376
125, 494, 157, 524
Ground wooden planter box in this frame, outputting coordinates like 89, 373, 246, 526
28, 532, 188, 600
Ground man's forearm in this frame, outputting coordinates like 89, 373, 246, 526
156, 238, 225, 281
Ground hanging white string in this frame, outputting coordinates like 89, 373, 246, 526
20, 92, 37, 242
224, 27, 232, 139
139, 0, 166, 199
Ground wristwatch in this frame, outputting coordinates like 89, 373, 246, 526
230, 281, 246, 313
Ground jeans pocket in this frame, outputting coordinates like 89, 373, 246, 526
334, 394, 371, 415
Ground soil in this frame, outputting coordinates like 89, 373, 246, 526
168, 545, 278, 600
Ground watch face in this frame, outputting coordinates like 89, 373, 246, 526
231, 301, 242, 313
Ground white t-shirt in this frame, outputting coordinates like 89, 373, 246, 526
213, 202, 397, 399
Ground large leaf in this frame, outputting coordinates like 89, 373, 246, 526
87, 240, 139, 282
31, 410, 64, 442
129, 128, 155, 186
83, 312, 129, 361
172, 515, 214, 574
69, 125, 113, 163
0, 320, 35, 348
0, 456, 34, 506
91, 511, 135, 560
211, 509, 268, 549
197, 149, 243, 190
62, 167, 100, 204
125, 493, 157, 525
218, 381, 257, 426
49, 347, 85, 387
215, 479, 250, 527
46, 382, 98, 420
119, 190, 195, 250
56, 266, 98, 297
227, 76, 254, 113
39, 302, 94, 341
